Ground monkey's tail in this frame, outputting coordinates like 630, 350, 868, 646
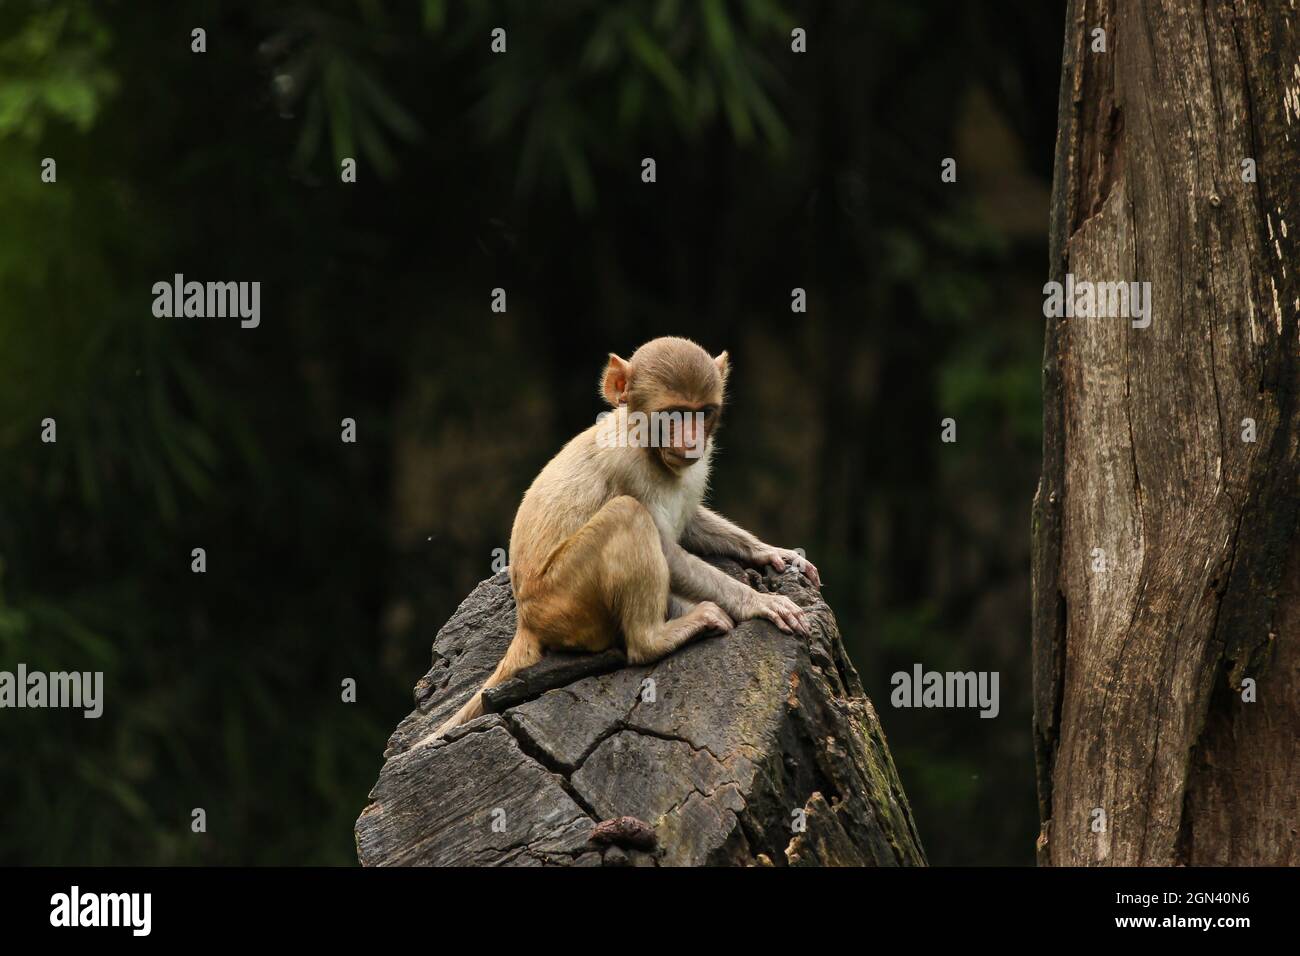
430, 627, 541, 740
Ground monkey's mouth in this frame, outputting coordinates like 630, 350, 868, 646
661, 447, 701, 467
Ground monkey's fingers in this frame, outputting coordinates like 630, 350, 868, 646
756, 547, 795, 576
760, 606, 793, 634
761, 596, 810, 637
770, 549, 821, 590
775, 596, 811, 637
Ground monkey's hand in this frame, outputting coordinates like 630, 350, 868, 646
751, 546, 821, 589
740, 591, 811, 638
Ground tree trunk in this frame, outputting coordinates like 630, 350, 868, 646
1033, 0, 1300, 865
355, 561, 926, 866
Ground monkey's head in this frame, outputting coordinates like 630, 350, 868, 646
601, 336, 728, 474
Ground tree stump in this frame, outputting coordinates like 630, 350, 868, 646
355, 561, 926, 866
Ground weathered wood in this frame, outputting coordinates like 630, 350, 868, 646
1034, 0, 1300, 865
356, 563, 927, 866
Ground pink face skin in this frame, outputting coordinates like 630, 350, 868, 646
652, 403, 718, 472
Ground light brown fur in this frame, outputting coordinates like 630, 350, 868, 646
428, 337, 819, 741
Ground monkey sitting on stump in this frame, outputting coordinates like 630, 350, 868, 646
428, 336, 819, 741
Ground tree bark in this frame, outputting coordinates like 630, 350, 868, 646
1033, 0, 1300, 865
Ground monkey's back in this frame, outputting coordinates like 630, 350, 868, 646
509, 423, 620, 587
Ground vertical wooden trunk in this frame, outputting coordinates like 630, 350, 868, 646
1033, 0, 1300, 866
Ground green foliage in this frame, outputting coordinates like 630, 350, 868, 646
432, 0, 790, 208
260, 0, 792, 201
0, 1, 116, 140
263, 9, 425, 180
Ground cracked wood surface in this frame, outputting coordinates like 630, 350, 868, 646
1033, 0, 1299, 866
355, 563, 926, 866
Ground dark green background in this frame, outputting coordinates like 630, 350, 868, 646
0, 0, 1061, 865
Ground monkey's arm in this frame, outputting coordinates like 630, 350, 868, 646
661, 531, 810, 636
682, 507, 821, 588
680, 506, 761, 559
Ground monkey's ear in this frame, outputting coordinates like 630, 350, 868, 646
713, 350, 730, 384
602, 353, 632, 406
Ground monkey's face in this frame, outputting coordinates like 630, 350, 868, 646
601, 337, 731, 473
649, 397, 720, 472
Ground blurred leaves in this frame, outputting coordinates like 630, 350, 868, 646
268, 0, 793, 205
261, 10, 424, 180
0, 0, 117, 140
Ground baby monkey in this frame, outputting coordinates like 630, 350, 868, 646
432, 336, 819, 738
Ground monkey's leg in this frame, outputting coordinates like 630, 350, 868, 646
521, 496, 733, 666
589, 497, 733, 664
626, 599, 732, 664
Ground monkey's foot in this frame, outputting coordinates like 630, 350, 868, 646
684, 600, 734, 637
